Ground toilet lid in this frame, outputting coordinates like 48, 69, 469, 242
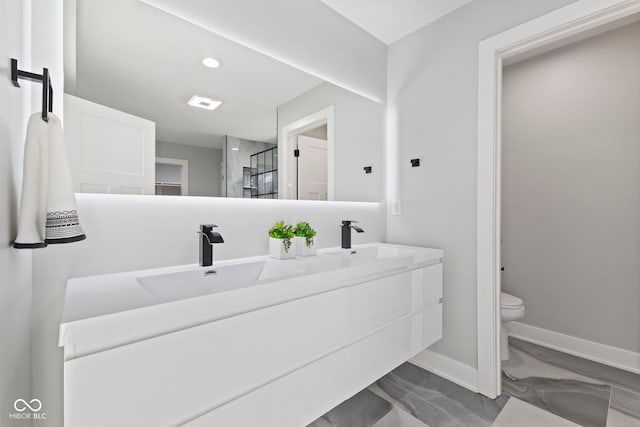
501, 292, 523, 308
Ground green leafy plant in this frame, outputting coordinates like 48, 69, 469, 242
268, 220, 294, 252
294, 221, 317, 248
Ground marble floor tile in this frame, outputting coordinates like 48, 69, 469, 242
509, 338, 640, 393
492, 397, 580, 427
307, 389, 392, 427
502, 375, 611, 427
607, 408, 640, 427
502, 346, 602, 385
372, 407, 430, 427
307, 418, 334, 427
508, 337, 640, 419
378, 363, 509, 427
369, 382, 416, 415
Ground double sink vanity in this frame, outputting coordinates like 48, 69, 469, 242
59, 243, 444, 426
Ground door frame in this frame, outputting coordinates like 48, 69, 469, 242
279, 106, 335, 200
476, 0, 640, 398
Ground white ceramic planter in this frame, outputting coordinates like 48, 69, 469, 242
295, 236, 317, 257
269, 237, 295, 260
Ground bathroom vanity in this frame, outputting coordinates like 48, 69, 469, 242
59, 243, 443, 426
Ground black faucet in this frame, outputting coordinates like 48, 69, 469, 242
199, 224, 224, 267
341, 220, 364, 249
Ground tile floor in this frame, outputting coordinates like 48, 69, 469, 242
503, 337, 640, 427
375, 362, 508, 426
308, 339, 640, 427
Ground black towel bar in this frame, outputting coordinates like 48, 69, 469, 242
10, 58, 53, 122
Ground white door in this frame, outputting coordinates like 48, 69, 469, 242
64, 94, 156, 195
297, 135, 327, 200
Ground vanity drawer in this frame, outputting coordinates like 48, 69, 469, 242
349, 272, 413, 339
347, 315, 415, 396
346, 301, 442, 396
411, 263, 443, 310
421, 302, 443, 350
64, 289, 349, 427
185, 349, 348, 427
349, 263, 442, 339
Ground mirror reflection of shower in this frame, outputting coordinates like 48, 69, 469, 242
223, 136, 277, 198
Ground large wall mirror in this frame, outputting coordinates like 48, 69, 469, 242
64, 0, 384, 202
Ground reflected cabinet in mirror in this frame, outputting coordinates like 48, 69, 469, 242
64, 0, 384, 202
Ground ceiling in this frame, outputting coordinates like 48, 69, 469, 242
319, 0, 472, 45
71, 0, 323, 149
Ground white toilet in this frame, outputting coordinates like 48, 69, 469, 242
500, 292, 525, 361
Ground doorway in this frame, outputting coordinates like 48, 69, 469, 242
279, 106, 335, 200
476, 0, 640, 398
296, 127, 328, 200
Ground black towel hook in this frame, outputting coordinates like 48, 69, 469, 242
11, 58, 53, 122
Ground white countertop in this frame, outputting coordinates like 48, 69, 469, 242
59, 243, 443, 361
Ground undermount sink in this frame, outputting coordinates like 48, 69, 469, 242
137, 260, 304, 300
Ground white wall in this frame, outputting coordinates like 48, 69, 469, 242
138, 0, 387, 103
2, 0, 64, 424
32, 195, 384, 426
386, 0, 577, 370
0, 1, 33, 425
28, 0, 64, 424
502, 22, 640, 353
156, 141, 223, 197
278, 82, 385, 203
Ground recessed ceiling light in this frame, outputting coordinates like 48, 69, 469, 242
202, 57, 221, 68
231, 147, 240, 151
188, 95, 222, 111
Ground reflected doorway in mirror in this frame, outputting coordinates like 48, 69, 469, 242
296, 134, 328, 200
280, 106, 335, 201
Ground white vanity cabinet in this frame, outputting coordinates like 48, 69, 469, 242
346, 264, 442, 397
60, 244, 443, 427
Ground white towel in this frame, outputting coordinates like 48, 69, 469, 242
14, 113, 85, 248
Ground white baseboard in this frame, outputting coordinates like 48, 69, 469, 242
509, 322, 640, 375
410, 349, 478, 392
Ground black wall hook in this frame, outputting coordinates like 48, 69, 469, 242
11, 58, 53, 122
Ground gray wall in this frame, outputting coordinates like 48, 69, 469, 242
386, 0, 576, 369
1, 1, 33, 425
278, 81, 385, 202
156, 141, 222, 197
502, 22, 640, 353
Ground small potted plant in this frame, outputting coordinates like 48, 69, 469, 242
293, 221, 317, 256
268, 220, 295, 259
